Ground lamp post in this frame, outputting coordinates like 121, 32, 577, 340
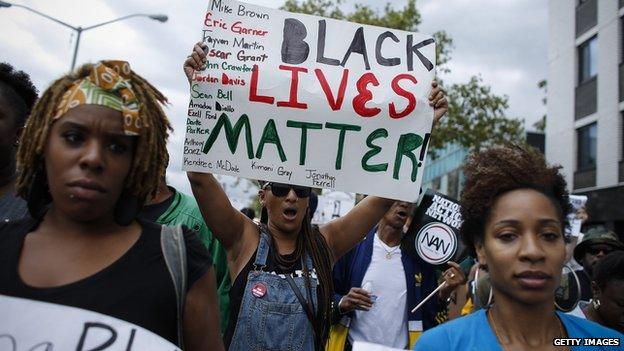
0, 1, 167, 70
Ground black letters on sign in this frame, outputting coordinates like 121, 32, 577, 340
375, 31, 401, 67
76, 322, 117, 351
281, 18, 309, 64
407, 36, 435, 71
341, 27, 371, 70
316, 20, 340, 66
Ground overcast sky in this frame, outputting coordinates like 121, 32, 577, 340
0, 0, 548, 205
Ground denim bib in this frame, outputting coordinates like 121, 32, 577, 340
229, 229, 318, 351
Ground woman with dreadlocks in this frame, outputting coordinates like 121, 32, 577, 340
0, 61, 224, 350
183, 43, 448, 351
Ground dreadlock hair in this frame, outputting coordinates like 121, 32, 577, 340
300, 211, 334, 347
460, 144, 572, 258
262, 203, 333, 348
15, 62, 172, 206
0, 62, 38, 128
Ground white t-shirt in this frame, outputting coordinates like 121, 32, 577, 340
348, 232, 408, 348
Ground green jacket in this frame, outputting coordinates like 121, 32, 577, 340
156, 190, 231, 333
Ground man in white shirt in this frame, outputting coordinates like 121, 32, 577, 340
330, 201, 465, 350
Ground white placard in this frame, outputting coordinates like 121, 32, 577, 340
566, 194, 588, 238
311, 189, 356, 224
183, 0, 436, 202
352, 341, 406, 351
0, 295, 179, 351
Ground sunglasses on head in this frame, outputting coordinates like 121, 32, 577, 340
264, 182, 311, 198
586, 246, 613, 256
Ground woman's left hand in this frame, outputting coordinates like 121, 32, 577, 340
429, 80, 448, 126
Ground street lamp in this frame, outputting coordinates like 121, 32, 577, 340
0, 1, 168, 70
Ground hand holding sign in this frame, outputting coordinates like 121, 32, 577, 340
184, 0, 442, 202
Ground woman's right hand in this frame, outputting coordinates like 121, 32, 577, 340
184, 42, 207, 85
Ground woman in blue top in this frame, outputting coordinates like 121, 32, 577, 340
415, 145, 623, 351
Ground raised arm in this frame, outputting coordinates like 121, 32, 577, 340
184, 42, 256, 254
187, 172, 251, 251
320, 196, 394, 260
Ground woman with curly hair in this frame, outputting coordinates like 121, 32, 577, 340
415, 145, 623, 351
0, 61, 223, 350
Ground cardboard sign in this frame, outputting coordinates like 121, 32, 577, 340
183, 0, 436, 202
403, 189, 466, 266
0, 295, 180, 351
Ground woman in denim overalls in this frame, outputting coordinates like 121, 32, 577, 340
183, 42, 449, 350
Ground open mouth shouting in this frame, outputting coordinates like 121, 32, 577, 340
283, 206, 299, 221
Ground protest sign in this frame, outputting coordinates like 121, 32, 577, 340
0, 295, 179, 351
403, 189, 466, 266
565, 194, 588, 238
353, 341, 405, 351
311, 189, 356, 224
183, 0, 436, 202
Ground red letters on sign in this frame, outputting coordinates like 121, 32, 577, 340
248, 65, 420, 119
315, 69, 349, 111
352, 72, 381, 118
277, 65, 308, 109
249, 64, 274, 104
389, 74, 417, 119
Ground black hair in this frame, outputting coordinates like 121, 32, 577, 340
240, 207, 256, 219
460, 145, 571, 257
0, 62, 38, 128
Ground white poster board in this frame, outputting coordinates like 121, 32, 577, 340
566, 194, 588, 238
0, 295, 180, 351
353, 341, 405, 351
311, 189, 356, 224
183, 0, 436, 202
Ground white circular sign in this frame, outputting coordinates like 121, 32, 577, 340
415, 222, 458, 265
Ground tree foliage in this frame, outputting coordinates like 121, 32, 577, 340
281, 0, 525, 155
431, 76, 524, 152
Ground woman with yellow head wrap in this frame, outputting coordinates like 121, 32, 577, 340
0, 61, 224, 350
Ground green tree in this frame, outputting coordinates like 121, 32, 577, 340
281, 0, 525, 154
431, 76, 524, 152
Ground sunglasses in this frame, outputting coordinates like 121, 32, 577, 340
586, 246, 613, 256
265, 182, 311, 198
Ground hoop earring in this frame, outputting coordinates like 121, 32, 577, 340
26, 165, 52, 219
114, 190, 141, 226
554, 263, 581, 311
592, 299, 601, 310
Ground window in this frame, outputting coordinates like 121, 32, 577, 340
577, 123, 597, 171
578, 36, 597, 84
576, 0, 597, 36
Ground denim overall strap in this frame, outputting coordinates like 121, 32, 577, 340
254, 226, 270, 268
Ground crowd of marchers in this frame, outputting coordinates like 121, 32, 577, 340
0, 42, 622, 351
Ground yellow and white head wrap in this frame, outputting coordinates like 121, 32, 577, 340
53, 60, 141, 135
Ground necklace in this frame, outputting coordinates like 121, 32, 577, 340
378, 238, 400, 259
488, 308, 567, 351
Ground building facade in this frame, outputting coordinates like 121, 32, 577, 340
547, 0, 624, 233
